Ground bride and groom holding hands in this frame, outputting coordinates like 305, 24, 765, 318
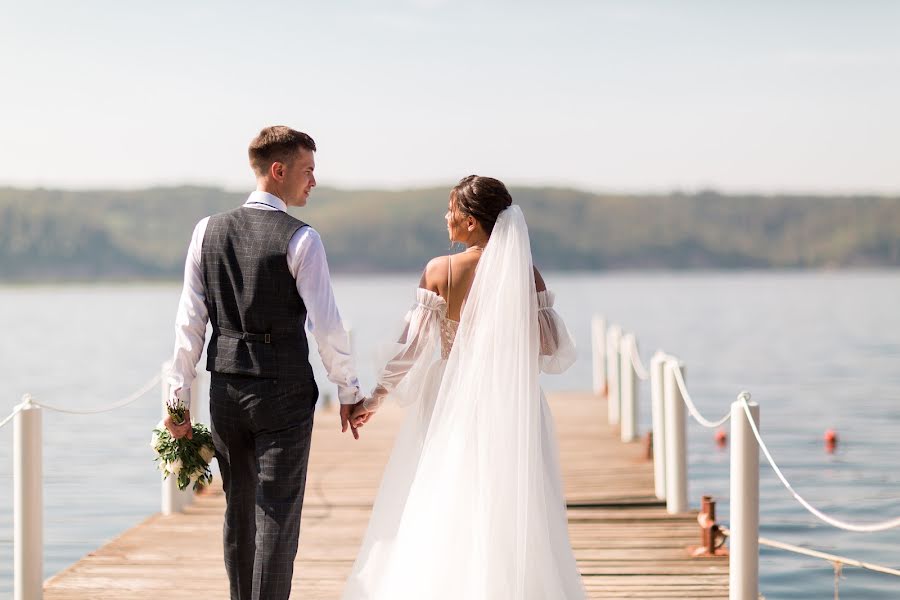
164, 126, 587, 599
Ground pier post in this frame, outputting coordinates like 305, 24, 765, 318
591, 316, 607, 396
14, 396, 42, 600
729, 394, 759, 600
620, 334, 638, 442
190, 370, 209, 430
650, 351, 668, 500
161, 361, 193, 515
606, 325, 622, 425
664, 360, 688, 513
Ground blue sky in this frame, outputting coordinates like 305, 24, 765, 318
2, 1, 899, 193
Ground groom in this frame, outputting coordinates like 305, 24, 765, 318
165, 126, 365, 600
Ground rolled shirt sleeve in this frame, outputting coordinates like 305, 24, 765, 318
289, 227, 362, 405
167, 217, 211, 411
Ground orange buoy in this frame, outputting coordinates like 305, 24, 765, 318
824, 429, 838, 453
715, 429, 727, 448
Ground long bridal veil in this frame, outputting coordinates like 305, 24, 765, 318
345, 206, 585, 599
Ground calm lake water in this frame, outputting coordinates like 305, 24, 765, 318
1, 272, 899, 599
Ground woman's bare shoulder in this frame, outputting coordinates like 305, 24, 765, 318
419, 255, 450, 293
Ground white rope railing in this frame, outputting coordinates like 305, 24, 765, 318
7, 361, 192, 599
0, 403, 26, 430
672, 363, 731, 428
627, 340, 651, 381
739, 394, 900, 533
23, 372, 162, 415
720, 526, 900, 577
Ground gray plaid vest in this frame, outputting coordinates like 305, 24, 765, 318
201, 206, 314, 382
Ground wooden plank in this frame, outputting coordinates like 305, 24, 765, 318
43, 392, 729, 599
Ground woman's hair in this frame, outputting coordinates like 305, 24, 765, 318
451, 175, 513, 235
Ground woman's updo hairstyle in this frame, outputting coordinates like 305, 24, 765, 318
451, 175, 513, 236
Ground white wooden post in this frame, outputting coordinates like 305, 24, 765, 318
619, 334, 638, 442
664, 359, 688, 513
730, 394, 760, 600
190, 370, 209, 429
161, 361, 193, 515
591, 316, 607, 396
606, 325, 622, 425
650, 351, 668, 500
14, 396, 42, 600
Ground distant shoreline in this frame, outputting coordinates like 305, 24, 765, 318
3, 267, 900, 288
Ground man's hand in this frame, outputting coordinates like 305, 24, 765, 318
164, 408, 193, 440
340, 401, 364, 440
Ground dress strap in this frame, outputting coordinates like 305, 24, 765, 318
447, 254, 452, 298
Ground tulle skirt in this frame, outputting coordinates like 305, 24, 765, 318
341, 358, 586, 600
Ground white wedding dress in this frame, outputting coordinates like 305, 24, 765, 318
342, 206, 586, 600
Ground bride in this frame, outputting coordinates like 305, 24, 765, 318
343, 175, 586, 599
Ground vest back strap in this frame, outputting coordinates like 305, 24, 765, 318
218, 327, 292, 344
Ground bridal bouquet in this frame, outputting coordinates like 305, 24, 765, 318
151, 398, 216, 491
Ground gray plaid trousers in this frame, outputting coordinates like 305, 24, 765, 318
210, 373, 318, 600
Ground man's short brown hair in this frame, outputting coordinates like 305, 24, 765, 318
248, 126, 316, 176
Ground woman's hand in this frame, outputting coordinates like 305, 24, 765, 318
351, 402, 374, 429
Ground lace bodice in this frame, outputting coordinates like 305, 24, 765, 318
439, 317, 459, 360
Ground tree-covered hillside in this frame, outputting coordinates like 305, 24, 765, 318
1, 185, 898, 281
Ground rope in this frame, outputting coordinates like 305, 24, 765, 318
627, 339, 651, 381
29, 373, 162, 415
671, 363, 731, 428
0, 403, 26, 430
719, 526, 900, 578
739, 394, 900, 533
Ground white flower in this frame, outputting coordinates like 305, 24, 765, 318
199, 445, 215, 464
166, 459, 183, 475
190, 468, 209, 486
150, 421, 167, 451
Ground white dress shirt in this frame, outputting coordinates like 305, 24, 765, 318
167, 190, 361, 409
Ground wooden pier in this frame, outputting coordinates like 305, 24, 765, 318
43, 392, 729, 599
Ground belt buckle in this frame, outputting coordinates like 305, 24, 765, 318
265, 333, 271, 344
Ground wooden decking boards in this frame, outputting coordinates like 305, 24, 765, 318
43, 392, 729, 599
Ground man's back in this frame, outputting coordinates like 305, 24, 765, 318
201, 206, 312, 381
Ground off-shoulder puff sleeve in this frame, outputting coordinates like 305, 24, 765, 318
537, 290, 577, 374
364, 288, 446, 410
